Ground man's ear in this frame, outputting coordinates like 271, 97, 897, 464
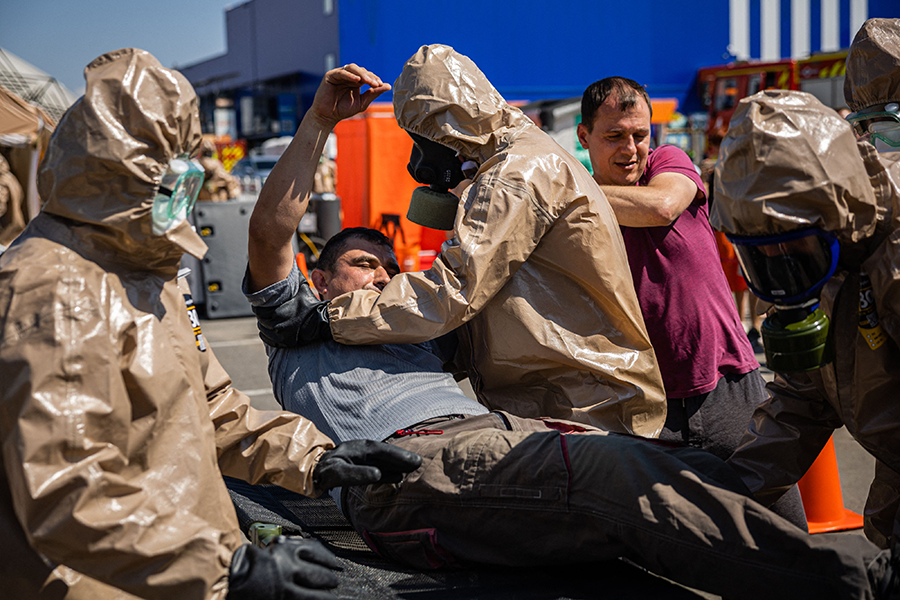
576, 122, 590, 150
310, 269, 328, 297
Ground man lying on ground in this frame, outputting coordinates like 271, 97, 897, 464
242, 61, 899, 600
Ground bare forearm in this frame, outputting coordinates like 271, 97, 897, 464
247, 63, 389, 292
247, 115, 333, 292
600, 185, 679, 227
599, 172, 698, 228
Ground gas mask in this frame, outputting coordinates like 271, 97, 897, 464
151, 156, 205, 235
847, 103, 900, 153
728, 228, 840, 372
405, 131, 468, 230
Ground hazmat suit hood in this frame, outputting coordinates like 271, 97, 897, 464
711, 90, 878, 246
38, 47, 207, 270
844, 18, 900, 112
393, 44, 531, 163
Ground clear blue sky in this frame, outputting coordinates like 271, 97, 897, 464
0, 0, 237, 96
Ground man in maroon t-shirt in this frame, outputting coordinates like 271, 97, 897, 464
576, 76, 807, 529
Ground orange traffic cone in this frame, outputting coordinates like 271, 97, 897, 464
797, 436, 864, 533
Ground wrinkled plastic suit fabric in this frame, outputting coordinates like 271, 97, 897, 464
712, 89, 900, 547
328, 44, 666, 436
0, 48, 334, 599
844, 18, 900, 113
711, 90, 878, 244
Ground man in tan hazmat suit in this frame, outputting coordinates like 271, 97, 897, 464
844, 19, 900, 155
711, 86, 900, 552
253, 44, 666, 437
0, 153, 25, 247
197, 139, 242, 201
0, 48, 420, 600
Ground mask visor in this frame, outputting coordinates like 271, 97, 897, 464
152, 157, 205, 235
406, 131, 465, 191
161, 159, 204, 218
848, 103, 900, 148
405, 131, 467, 230
728, 229, 839, 304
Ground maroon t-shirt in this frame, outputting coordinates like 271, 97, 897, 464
621, 145, 758, 398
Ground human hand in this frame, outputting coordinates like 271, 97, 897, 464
312, 440, 423, 491
310, 64, 391, 129
227, 537, 341, 600
253, 281, 332, 348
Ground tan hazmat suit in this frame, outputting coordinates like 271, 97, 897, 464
0, 153, 25, 246
313, 156, 336, 194
844, 18, 900, 113
711, 89, 900, 548
0, 48, 334, 599
327, 44, 665, 436
197, 140, 241, 201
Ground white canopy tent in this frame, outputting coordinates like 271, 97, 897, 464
0, 47, 77, 125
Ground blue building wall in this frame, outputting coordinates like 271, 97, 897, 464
870, 0, 900, 19
336, 0, 731, 108
732, 0, 899, 60
180, 0, 900, 138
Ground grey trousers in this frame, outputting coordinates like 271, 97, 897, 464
346, 412, 880, 600
659, 369, 809, 530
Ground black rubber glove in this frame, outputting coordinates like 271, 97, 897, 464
313, 440, 423, 491
227, 536, 341, 600
254, 281, 332, 348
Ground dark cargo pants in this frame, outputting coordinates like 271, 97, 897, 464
659, 369, 809, 530
345, 412, 880, 600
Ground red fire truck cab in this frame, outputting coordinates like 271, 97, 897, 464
697, 51, 848, 158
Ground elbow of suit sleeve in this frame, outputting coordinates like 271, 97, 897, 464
326, 271, 468, 345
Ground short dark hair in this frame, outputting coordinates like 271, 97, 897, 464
580, 77, 652, 131
316, 227, 395, 273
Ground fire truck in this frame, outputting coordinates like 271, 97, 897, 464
697, 51, 848, 157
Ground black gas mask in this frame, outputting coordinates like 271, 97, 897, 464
728, 228, 839, 372
405, 131, 467, 230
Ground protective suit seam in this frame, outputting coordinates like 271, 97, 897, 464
488, 171, 554, 226
0, 259, 77, 348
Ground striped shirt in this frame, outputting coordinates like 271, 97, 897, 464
243, 265, 487, 446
